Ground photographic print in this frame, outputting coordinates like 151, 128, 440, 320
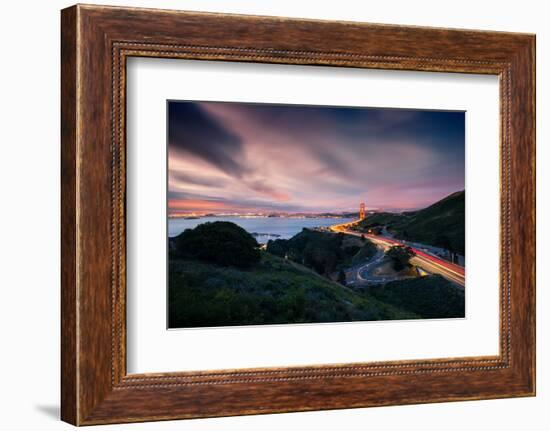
167, 101, 465, 329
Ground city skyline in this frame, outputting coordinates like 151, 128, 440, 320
168, 101, 465, 216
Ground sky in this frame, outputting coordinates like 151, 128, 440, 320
168, 101, 464, 216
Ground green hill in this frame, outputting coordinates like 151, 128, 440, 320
171, 221, 260, 268
169, 252, 417, 328
266, 228, 377, 275
356, 190, 465, 254
168, 221, 464, 329
366, 275, 465, 318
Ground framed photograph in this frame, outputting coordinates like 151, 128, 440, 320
165, 101, 466, 331
61, 4, 536, 425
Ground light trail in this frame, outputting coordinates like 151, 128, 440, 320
330, 220, 465, 287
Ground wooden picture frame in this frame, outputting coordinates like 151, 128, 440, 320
61, 4, 535, 425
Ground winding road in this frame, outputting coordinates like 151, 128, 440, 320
330, 220, 465, 288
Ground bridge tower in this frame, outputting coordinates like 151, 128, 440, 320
359, 202, 366, 220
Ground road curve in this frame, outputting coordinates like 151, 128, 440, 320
330, 220, 465, 288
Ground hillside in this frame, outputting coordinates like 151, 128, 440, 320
266, 228, 377, 276
366, 275, 465, 318
356, 190, 465, 254
169, 221, 465, 329
168, 252, 417, 328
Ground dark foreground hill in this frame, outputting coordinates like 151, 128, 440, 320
168, 252, 418, 328
357, 190, 465, 255
168, 222, 464, 328
266, 228, 377, 276
171, 221, 261, 268
366, 275, 465, 318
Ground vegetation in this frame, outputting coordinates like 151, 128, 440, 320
357, 212, 407, 229
168, 252, 417, 328
351, 240, 378, 265
171, 221, 260, 268
337, 269, 347, 285
355, 190, 465, 255
168, 221, 465, 328
385, 245, 416, 271
365, 275, 465, 319
266, 228, 377, 276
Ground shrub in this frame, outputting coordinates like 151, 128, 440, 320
172, 221, 260, 268
385, 245, 415, 271
265, 239, 289, 258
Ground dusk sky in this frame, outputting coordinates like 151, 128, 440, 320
168, 101, 464, 216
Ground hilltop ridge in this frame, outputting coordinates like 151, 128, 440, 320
356, 190, 465, 255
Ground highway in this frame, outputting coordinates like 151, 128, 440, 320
329, 220, 465, 288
